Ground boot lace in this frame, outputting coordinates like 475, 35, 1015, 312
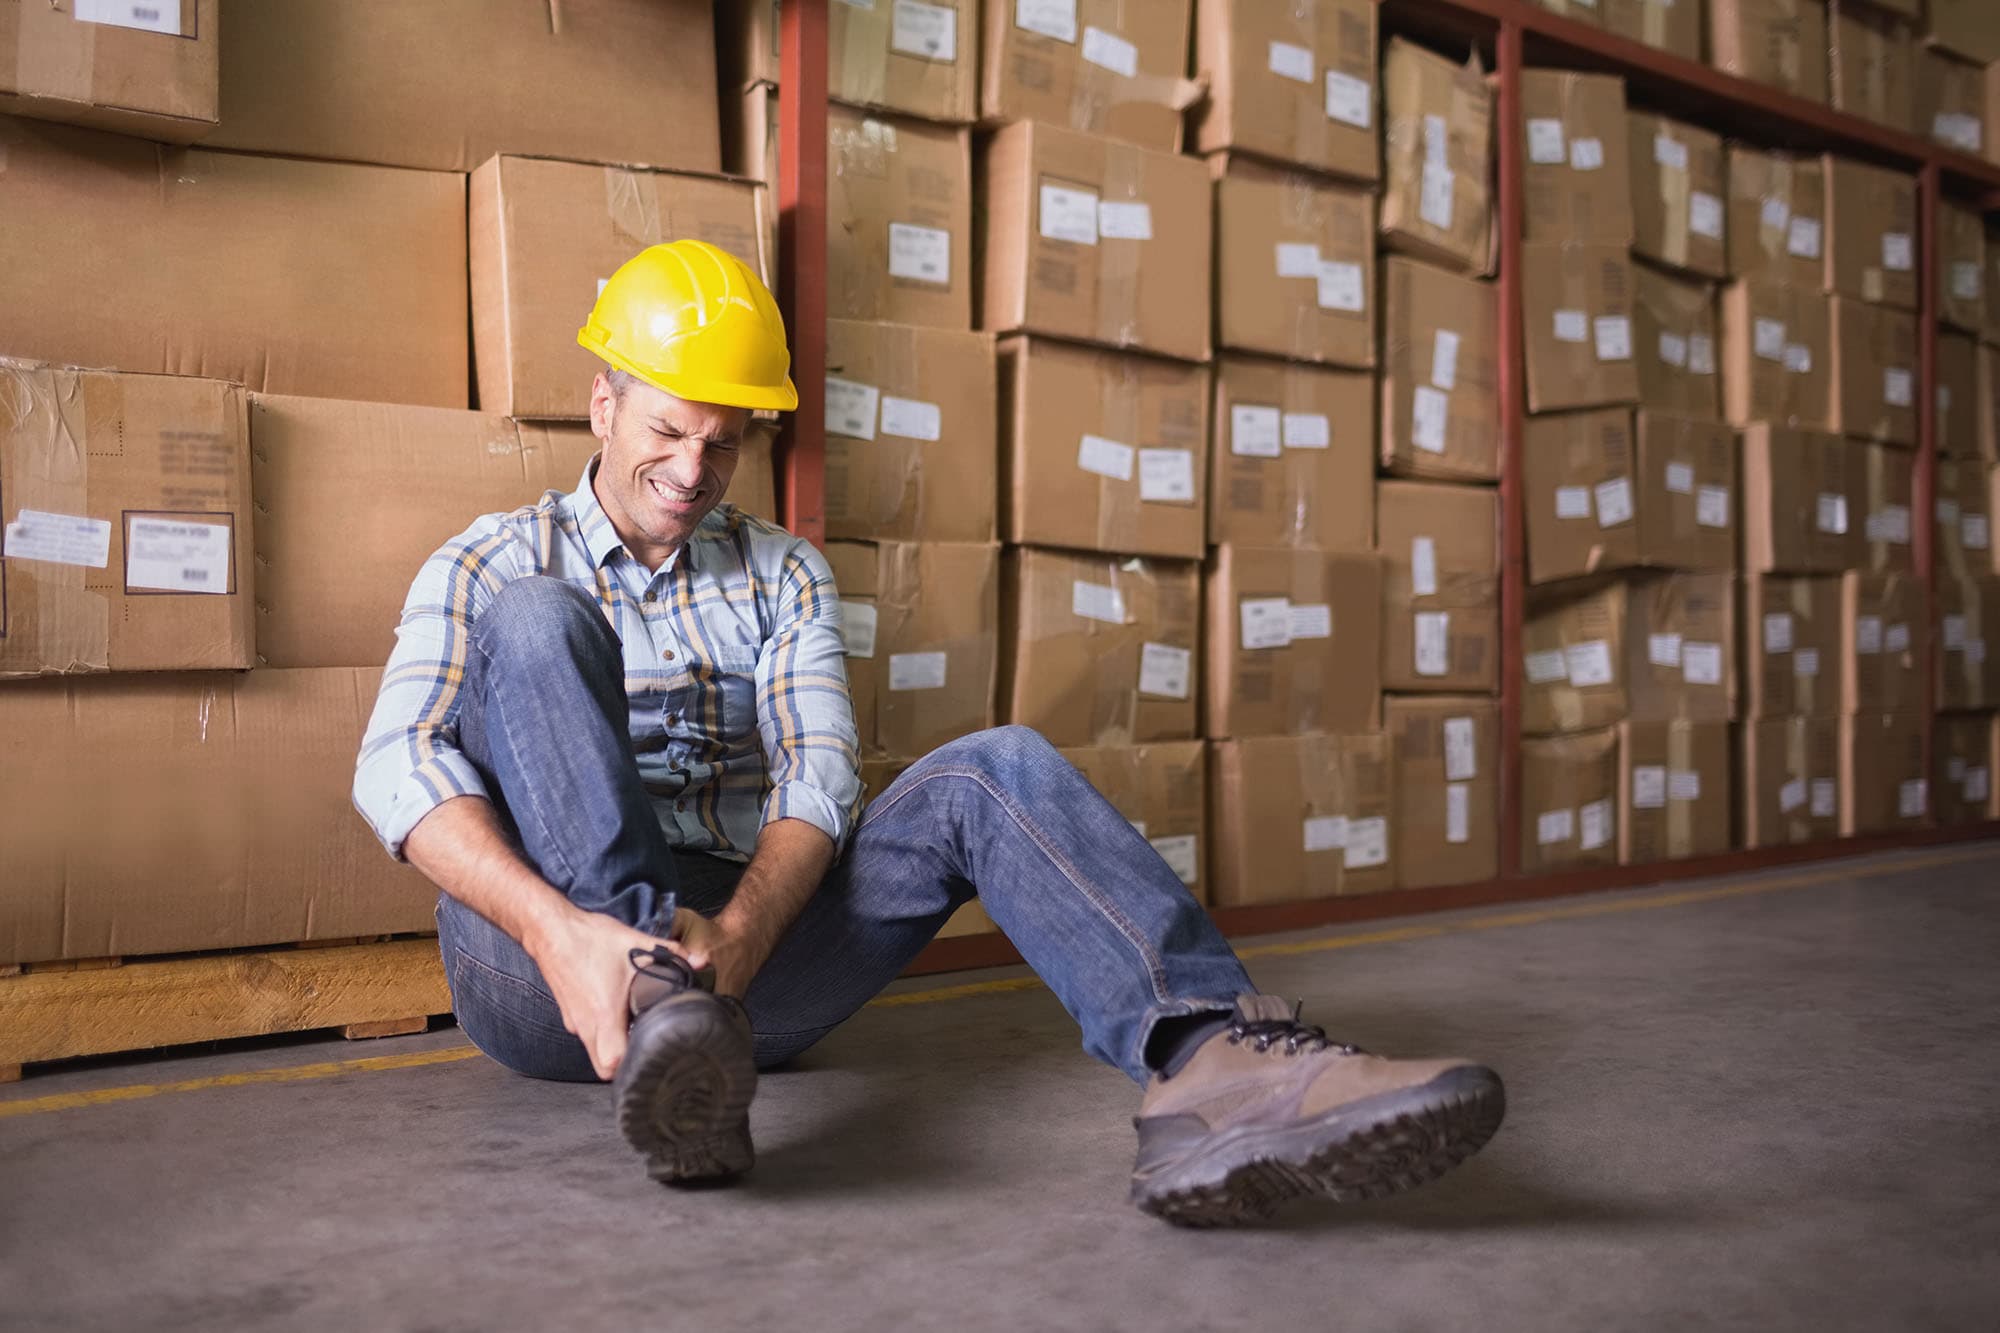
1226, 1013, 1362, 1058
628, 945, 692, 984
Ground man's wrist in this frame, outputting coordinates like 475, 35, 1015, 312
517, 891, 580, 961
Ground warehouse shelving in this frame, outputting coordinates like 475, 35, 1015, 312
764, 1, 2000, 979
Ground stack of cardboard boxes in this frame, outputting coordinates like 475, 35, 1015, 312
1, 2, 750, 968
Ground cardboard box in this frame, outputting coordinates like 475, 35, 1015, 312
979, 120, 1213, 363
1633, 263, 1722, 417
1520, 727, 1620, 874
1211, 156, 1376, 369
1741, 715, 1842, 847
0, 667, 435, 965
1937, 333, 1980, 465
1209, 355, 1374, 550
1376, 480, 1500, 693
0, 0, 217, 140
1920, 49, 1987, 158
0, 119, 467, 409
1840, 572, 1923, 713
1617, 720, 1732, 863
825, 320, 997, 544
1933, 457, 1992, 579
1060, 741, 1209, 901
1188, 0, 1380, 182
829, 0, 979, 122
1828, 2, 1914, 134
980, 0, 1196, 152
1981, 345, 2000, 464
1633, 410, 1738, 572
1629, 114, 1727, 279
247, 396, 601, 670
1740, 425, 1853, 574
1822, 156, 1918, 310
1379, 257, 1501, 481
1385, 695, 1499, 888
1934, 713, 1996, 825
1708, 0, 1829, 103
826, 540, 998, 760
1208, 732, 1394, 905
1203, 545, 1381, 739
1522, 244, 1641, 413
1839, 711, 1928, 834
1939, 203, 1988, 336
212, 0, 719, 174
1720, 278, 1831, 430
1523, 573, 1737, 733
1521, 70, 1634, 247
1726, 148, 1825, 286
470, 155, 769, 421
1380, 38, 1495, 276
830, 106, 973, 332
1936, 574, 2000, 711
1852, 440, 1914, 575
997, 338, 1209, 560
1602, 0, 1701, 60
1925, 0, 2000, 64
1741, 575, 1844, 718
1826, 299, 1919, 447
999, 547, 1200, 748
0, 363, 251, 679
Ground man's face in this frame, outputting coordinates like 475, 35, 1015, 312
589, 371, 749, 568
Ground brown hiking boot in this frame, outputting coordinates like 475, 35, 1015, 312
613, 946, 757, 1184
1130, 995, 1505, 1226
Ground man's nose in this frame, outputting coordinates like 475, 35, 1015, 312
660, 445, 705, 487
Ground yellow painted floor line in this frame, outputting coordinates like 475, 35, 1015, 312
5, 841, 1995, 1121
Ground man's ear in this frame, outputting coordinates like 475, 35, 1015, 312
589, 371, 617, 441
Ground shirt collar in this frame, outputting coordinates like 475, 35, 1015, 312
569, 458, 703, 575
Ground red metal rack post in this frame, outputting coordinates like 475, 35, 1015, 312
1495, 16, 1527, 878
777, 0, 829, 549
1916, 163, 1942, 814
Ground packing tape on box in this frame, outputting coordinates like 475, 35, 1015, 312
1095, 145, 1145, 351
1023, 550, 1158, 745
1064, 36, 1203, 138
1094, 356, 1145, 554
1782, 716, 1809, 842
1666, 723, 1694, 858
16, 4, 97, 105
836, 2, 892, 110
1280, 171, 1327, 362
829, 114, 896, 320
1657, 132, 1693, 270
0, 363, 112, 674
1296, 733, 1348, 894
604, 166, 664, 248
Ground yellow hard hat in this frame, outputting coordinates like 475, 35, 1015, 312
577, 239, 799, 412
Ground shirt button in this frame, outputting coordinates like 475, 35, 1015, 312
662, 648, 674, 661
666, 712, 680, 726
676, 799, 688, 812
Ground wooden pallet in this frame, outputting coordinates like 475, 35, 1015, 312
0, 938, 451, 1082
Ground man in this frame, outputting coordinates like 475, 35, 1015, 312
354, 240, 1505, 1225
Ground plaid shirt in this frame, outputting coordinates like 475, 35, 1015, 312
353, 461, 862, 864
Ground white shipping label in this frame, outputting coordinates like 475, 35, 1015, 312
1446, 784, 1470, 845
1039, 183, 1100, 244
1856, 615, 1883, 654
1419, 162, 1455, 230
1537, 808, 1575, 846
1883, 232, 1914, 272
1764, 613, 1795, 653
1138, 642, 1192, 700
888, 651, 949, 691
1287, 603, 1333, 640
1411, 536, 1439, 597
1411, 386, 1451, 454
1230, 404, 1283, 457
1936, 113, 1983, 153
1873, 505, 1911, 545
1653, 134, 1689, 172
1972, 639, 1988, 665
1780, 778, 1807, 813
2, 509, 111, 568
1899, 779, 1928, 819
1939, 498, 1961, 526
1579, 799, 1613, 852
1525, 649, 1568, 684
1528, 118, 1568, 165
1690, 192, 1724, 240
1649, 633, 1683, 668
74, 0, 182, 35
1633, 766, 1668, 810
1443, 716, 1478, 782
125, 517, 231, 594
1554, 309, 1590, 343
1682, 641, 1723, 685
1689, 335, 1717, 376
1783, 343, 1812, 375
1817, 493, 1849, 535
1658, 332, 1689, 369
1343, 817, 1389, 870
1302, 815, 1348, 853
1965, 514, 1991, 550
1137, 449, 1196, 503
1268, 40, 1315, 84
891, 1, 959, 60
879, 395, 942, 442
1754, 317, 1788, 361
1787, 216, 1822, 259
1696, 485, 1731, 529
1325, 71, 1372, 128
888, 222, 951, 283
1240, 597, 1293, 650
1071, 580, 1127, 624
1886, 623, 1911, 653
1669, 770, 1702, 803
1954, 261, 1984, 301
1567, 639, 1616, 688
1282, 413, 1330, 449
1969, 767, 1991, 803
1080, 25, 1139, 77
1884, 368, 1913, 408
1432, 330, 1461, 390
1594, 476, 1634, 528
838, 600, 880, 658
1949, 757, 1966, 783
1097, 200, 1153, 240
1015, 0, 1078, 42
1555, 486, 1592, 520
1794, 647, 1821, 678
1149, 834, 1200, 885
1423, 113, 1448, 167
1812, 779, 1837, 818
1569, 137, 1605, 172
1077, 433, 1135, 480
1414, 611, 1451, 677
1275, 241, 1322, 278
1316, 260, 1366, 312
1945, 614, 1968, 651
1761, 196, 1791, 232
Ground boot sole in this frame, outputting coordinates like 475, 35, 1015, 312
1134, 1065, 1506, 1227
614, 1001, 758, 1185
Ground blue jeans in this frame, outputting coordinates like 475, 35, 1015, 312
437, 576, 1252, 1085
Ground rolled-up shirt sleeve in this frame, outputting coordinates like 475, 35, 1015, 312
754, 537, 864, 852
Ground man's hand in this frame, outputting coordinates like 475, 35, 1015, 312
525, 904, 717, 1080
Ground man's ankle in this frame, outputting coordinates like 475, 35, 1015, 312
1144, 1012, 1233, 1078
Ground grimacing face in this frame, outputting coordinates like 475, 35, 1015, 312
588, 370, 749, 570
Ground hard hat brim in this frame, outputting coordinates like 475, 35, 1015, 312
579, 330, 801, 413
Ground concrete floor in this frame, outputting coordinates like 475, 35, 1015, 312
5, 844, 2000, 1332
